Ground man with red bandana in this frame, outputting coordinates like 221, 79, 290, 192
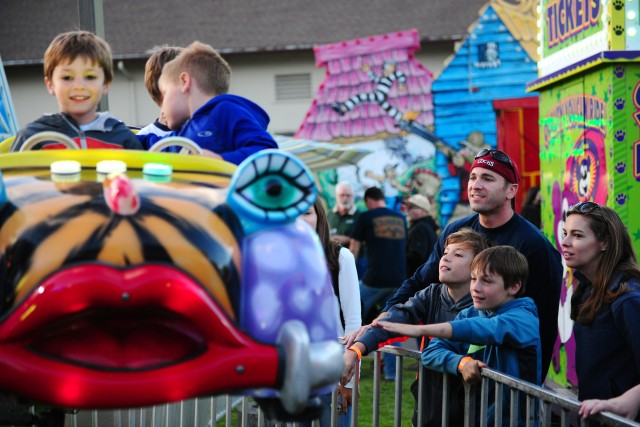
346, 149, 562, 382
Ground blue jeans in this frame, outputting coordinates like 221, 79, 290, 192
355, 256, 367, 280
359, 281, 398, 380
359, 281, 397, 323
301, 392, 351, 427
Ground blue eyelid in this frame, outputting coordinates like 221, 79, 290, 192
227, 149, 317, 234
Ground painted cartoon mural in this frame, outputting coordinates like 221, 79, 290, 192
296, 29, 443, 216
332, 60, 411, 122
298, 2, 541, 226
294, 0, 640, 391
531, 0, 640, 388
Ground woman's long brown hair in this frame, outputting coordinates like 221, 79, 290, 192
313, 198, 341, 275
569, 205, 640, 324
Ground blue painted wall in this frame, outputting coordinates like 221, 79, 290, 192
432, 5, 539, 223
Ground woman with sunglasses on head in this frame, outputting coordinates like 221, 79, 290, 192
562, 202, 640, 421
300, 198, 361, 427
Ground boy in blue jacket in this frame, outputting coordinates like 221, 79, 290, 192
138, 41, 277, 164
379, 245, 541, 426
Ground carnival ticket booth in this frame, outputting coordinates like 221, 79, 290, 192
529, 0, 640, 388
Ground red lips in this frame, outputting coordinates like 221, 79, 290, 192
0, 264, 279, 408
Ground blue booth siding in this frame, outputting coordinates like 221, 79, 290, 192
0, 54, 19, 142
432, 5, 538, 224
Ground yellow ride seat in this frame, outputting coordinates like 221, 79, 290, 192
0, 136, 15, 153
0, 129, 139, 154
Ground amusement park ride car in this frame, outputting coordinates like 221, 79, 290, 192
0, 133, 343, 423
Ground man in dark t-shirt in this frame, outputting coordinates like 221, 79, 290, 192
350, 186, 407, 380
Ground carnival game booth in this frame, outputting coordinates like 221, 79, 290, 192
0, 136, 343, 424
528, 0, 640, 389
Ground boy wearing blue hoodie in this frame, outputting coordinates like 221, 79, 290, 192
379, 245, 541, 426
138, 41, 277, 165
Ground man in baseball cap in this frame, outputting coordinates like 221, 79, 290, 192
469, 148, 520, 211
403, 194, 439, 277
406, 194, 432, 213
470, 148, 520, 184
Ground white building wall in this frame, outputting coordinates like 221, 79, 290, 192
4, 42, 453, 138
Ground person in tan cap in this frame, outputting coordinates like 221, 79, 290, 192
404, 194, 439, 277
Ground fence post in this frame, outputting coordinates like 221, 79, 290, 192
479, 377, 489, 427
373, 352, 381, 427
463, 382, 476, 427
494, 381, 503, 427
440, 372, 448, 427
352, 358, 360, 427
509, 388, 519, 426
394, 354, 403, 427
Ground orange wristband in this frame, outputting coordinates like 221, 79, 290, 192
458, 356, 472, 372
348, 346, 363, 360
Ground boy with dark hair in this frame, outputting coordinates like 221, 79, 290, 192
137, 45, 184, 140
138, 41, 277, 164
11, 31, 142, 151
380, 245, 541, 426
342, 228, 492, 426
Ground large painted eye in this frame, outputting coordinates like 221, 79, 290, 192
227, 150, 316, 228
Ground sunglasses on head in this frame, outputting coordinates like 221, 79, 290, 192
569, 201, 600, 214
474, 148, 518, 181
474, 148, 514, 167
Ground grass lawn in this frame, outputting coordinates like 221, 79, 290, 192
217, 352, 418, 426
356, 353, 418, 427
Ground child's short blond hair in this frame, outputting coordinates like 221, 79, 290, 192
444, 228, 492, 257
44, 31, 113, 84
471, 246, 529, 297
162, 41, 231, 96
144, 45, 184, 106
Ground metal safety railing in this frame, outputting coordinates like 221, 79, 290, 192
364, 346, 640, 427
4, 346, 640, 427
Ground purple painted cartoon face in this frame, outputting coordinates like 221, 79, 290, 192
578, 158, 591, 197
240, 222, 337, 342
564, 129, 608, 204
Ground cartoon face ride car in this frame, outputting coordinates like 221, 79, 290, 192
0, 134, 342, 421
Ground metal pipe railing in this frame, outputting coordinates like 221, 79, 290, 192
7, 345, 637, 426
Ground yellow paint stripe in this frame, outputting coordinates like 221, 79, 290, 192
140, 215, 235, 319
14, 212, 107, 302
